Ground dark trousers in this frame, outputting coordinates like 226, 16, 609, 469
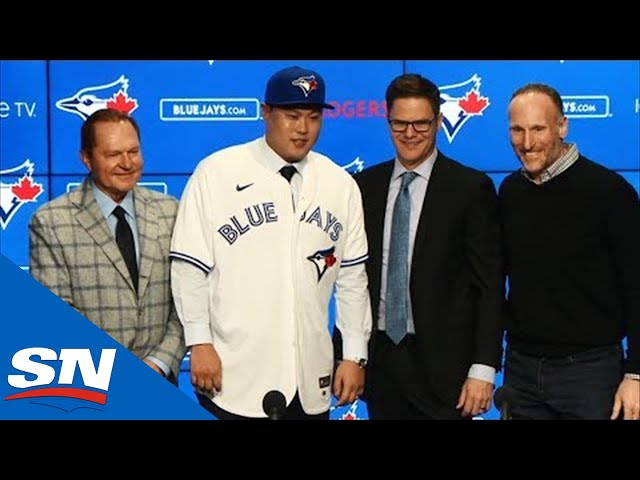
367, 332, 468, 420
196, 392, 329, 420
503, 344, 623, 419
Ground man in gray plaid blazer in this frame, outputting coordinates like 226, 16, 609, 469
29, 109, 186, 382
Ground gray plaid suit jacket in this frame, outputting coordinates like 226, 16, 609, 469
29, 177, 186, 376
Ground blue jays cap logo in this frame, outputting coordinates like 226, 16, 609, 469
0, 160, 44, 230
292, 75, 319, 97
307, 246, 337, 281
265, 66, 334, 110
55, 75, 139, 121
439, 74, 490, 143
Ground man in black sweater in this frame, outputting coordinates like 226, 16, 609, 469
499, 83, 639, 420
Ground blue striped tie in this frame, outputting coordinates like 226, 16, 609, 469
385, 171, 417, 344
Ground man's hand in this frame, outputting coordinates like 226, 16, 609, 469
333, 360, 365, 407
610, 378, 640, 420
456, 378, 493, 417
190, 343, 222, 394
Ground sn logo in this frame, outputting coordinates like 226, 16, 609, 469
5, 348, 116, 405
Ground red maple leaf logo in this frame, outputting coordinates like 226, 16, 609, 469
107, 91, 138, 114
341, 412, 356, 420
458, 91, 490, 115
325, 254, 337, 267
12, 175, 43, 201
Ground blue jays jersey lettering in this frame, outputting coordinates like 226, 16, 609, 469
301, 206, 343, 242
217, 201, 279, 245
170, 136, 371, 416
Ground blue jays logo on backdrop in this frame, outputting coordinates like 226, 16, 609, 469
342, 157, 364, 175
439, 74, 490, 143
339, 400, 363, 420
55, 75, 139, 120
5, 347, 116, 413
330, 398, 365, 420
0, 160, 44, 230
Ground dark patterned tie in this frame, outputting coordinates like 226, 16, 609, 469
385, 171, 418, 344
113, 206, 138, 293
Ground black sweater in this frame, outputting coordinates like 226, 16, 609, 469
499, 156, 640, 373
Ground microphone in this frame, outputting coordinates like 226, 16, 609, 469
493, 385, 514, 420
262, 390, 287, 420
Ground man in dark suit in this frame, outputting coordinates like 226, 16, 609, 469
339, 73, 504, 419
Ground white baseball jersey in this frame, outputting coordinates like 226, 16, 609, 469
170, 137, 372, 416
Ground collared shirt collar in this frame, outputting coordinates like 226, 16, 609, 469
258, 136, 309, 178
391, 147, 438, 181
521, 143, 580, 184
90, 178, 136, 220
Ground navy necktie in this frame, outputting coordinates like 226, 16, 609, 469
279, 165, 297, 183
113, 206, 138, 293
279, 165, 298, 208
385, 171, 418, 344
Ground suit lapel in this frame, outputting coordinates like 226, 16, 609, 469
412, 153, 447, 267
73, 178, 137, 293
134, 187, 159, 300
363, 161, 394, 326
368, 162, 394, 266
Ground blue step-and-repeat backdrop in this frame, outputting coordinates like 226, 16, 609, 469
1, 60, 638, 419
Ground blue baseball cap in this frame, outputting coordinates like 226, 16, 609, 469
264, 66, 335, 110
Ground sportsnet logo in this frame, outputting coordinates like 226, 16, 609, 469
0, 159, 44, 230
5, 347, 116, 412
439, 74, 490, 143
56, 75, 139, 121
0, 254, 213, 420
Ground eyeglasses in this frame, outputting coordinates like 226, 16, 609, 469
388, 118, 437, 133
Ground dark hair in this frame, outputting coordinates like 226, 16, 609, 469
80, 109, 141, 154
510, 83, 564, 117
385, 73, 441, 117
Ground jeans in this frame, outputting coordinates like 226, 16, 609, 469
503, 344, 623, 419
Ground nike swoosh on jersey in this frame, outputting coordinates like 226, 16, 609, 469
236, 183, 254, 191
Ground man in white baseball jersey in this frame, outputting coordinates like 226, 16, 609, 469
170, 66, 372, 419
